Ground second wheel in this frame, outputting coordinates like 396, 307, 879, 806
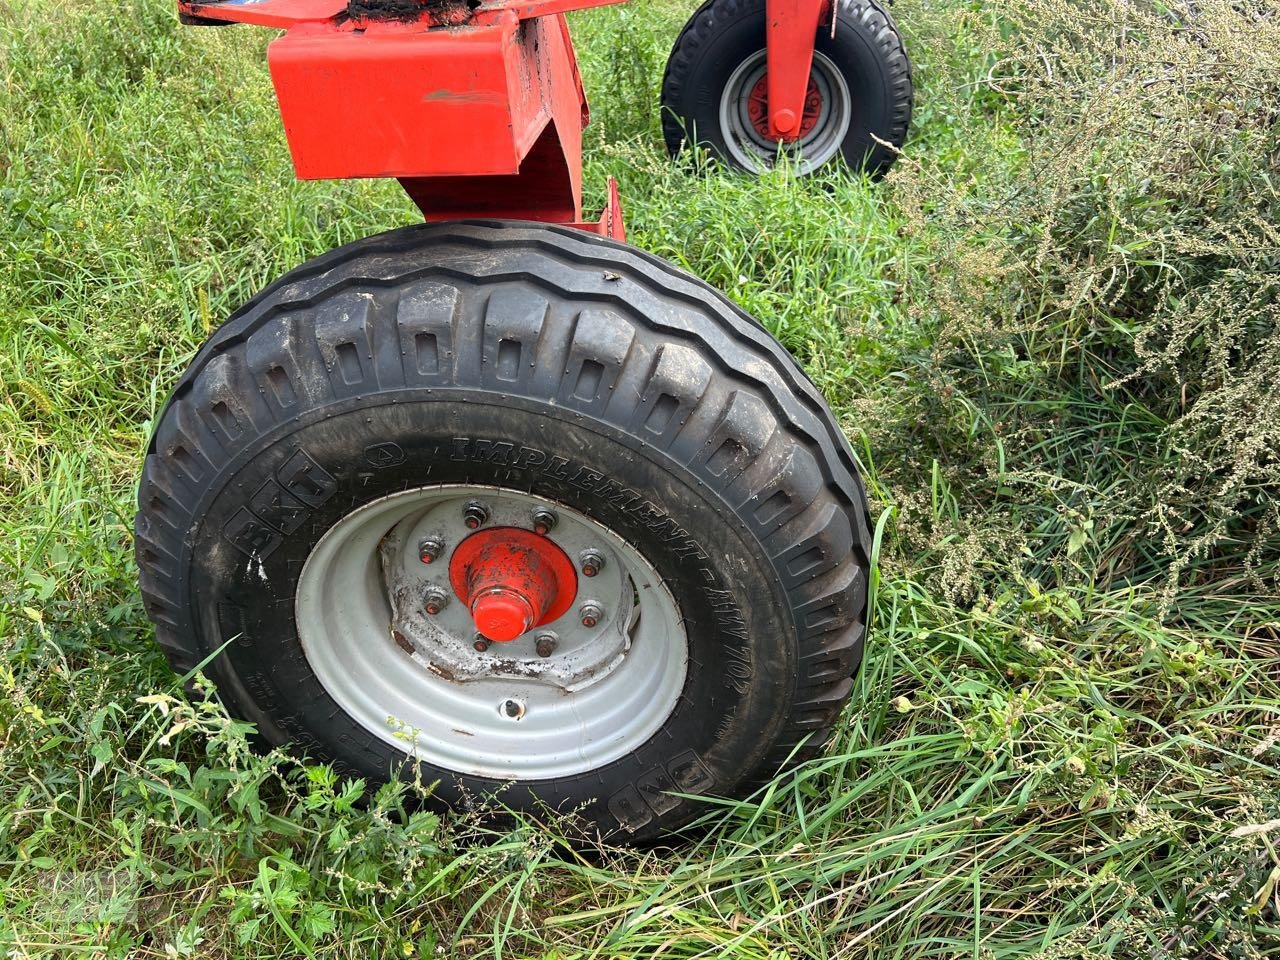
661, 0, 913, 177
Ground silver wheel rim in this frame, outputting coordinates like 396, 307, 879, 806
718, 49, 852, 174
295, 485, 688, 780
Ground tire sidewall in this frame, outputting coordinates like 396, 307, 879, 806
188, 390, 795, 839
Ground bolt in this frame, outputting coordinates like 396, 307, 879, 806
502, 699, 523, 718
531, 507, 558, 536
580, 549, 605, 578
773, 108, 798, 134
424, 587, 448, 615
579, 602, 603, 628
462, 500, 490, 530
418, 536, 445, 564
535, 634, 557, 658
473, 634, 491, 652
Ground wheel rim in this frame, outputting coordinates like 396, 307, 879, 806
295, 485, 687, 780
718, 49, 852, 174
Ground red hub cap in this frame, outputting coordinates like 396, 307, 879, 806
448, 527, 577, 642
746, 72, 823, 141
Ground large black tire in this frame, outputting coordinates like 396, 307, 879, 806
135, 222, 871, 840
661, 0, 912, 177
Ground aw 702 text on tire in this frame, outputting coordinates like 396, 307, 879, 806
135, 222, 871, 840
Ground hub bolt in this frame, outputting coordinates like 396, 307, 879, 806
418, 536, 445, 564
535, 633, 557, 658
580, 549, 605, 578
473, 634, 491, 652
462, 500, 490, 530
531, 507, 558, 536
579, 602, 603, 628
424, 587, 448, 615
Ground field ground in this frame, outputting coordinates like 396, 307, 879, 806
1, 0, 1278, 956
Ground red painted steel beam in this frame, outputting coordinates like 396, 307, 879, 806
764, 0, 828, 141
178, 0, 624, 28
479, 0, 630, 18
268, 14, 543, 179
569, 177, 626, 241
179, 0, 346, 28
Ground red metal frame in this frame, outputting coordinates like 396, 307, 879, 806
765, 0, 829, 141
176, 0, 825, 234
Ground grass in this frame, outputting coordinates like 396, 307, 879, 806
2, 0, 1279, 956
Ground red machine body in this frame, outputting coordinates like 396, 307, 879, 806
177, 0, 827, 234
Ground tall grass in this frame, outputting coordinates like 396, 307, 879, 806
881, 0, 1280, 606
1, 0, 1277, 956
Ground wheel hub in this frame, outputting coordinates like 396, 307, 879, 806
373, 490, 639, 691
719, 50, 853, 174
746, 72, 823, 141
295, 485, 688, 779
448, 527, 577, 642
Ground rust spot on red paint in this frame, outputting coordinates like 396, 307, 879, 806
422, 89, 506, 104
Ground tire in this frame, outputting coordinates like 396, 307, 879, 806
135, 221, 872, 841
661, 0, 912, 177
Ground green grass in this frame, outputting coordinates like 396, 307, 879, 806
2, 0, 1279, 956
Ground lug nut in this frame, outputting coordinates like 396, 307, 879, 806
535, 633, 557, 658
473, 634, 491, 652
418, 536, 445, 564
424, 587, 448, 615
580, 549, 605, 577
531, 507, 558, 536
502, 699, 523, 718
462, 500, 490, 530
579, 602, 603, 628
